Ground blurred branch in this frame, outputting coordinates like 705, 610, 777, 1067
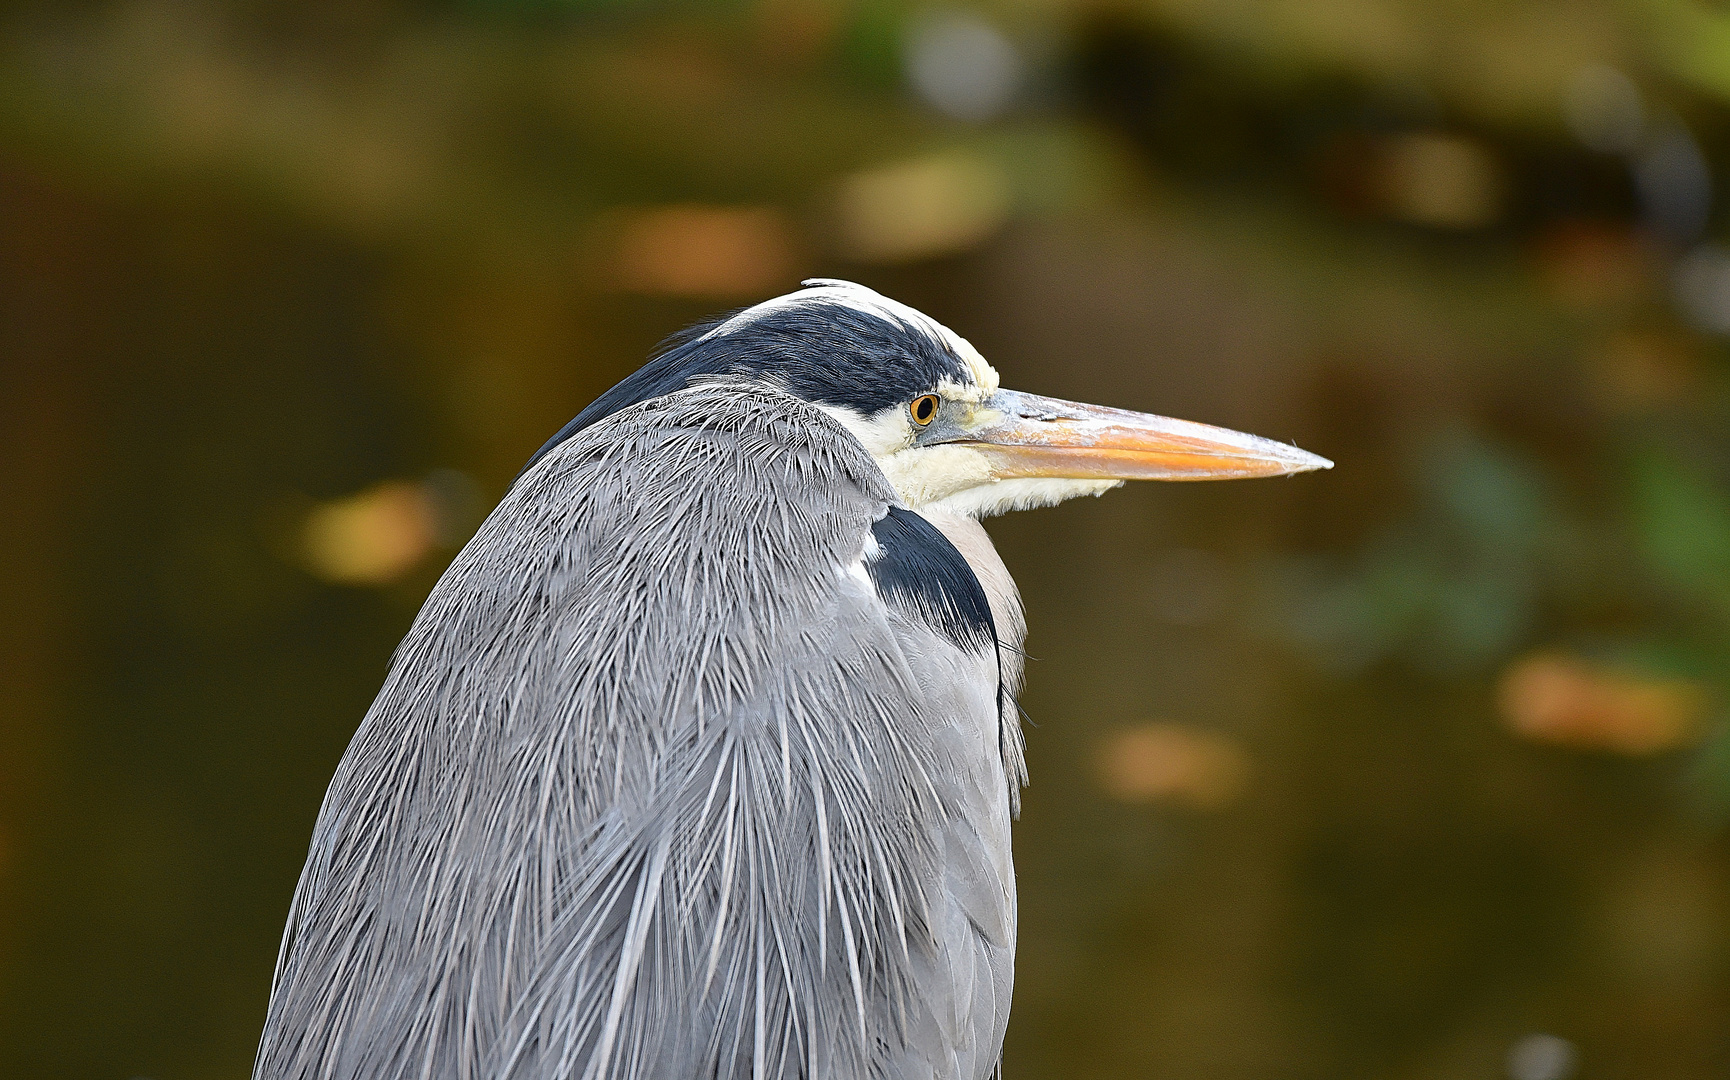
0, 1, 930, 250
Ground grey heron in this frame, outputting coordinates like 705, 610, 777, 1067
256, 279, 1329, 1080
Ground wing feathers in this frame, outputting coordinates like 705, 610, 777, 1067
255, 386, 1024, 1080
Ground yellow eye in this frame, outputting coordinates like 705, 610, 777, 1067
910, 394, 939, 426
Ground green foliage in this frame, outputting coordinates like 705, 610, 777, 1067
1275, 430, 1562, 675
1630, 447, 1730, 621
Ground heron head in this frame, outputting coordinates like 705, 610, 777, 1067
524, 279, 1330, 517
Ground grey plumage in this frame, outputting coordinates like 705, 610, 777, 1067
256, 278, 1330, 1080
257, 384, 1025, 1080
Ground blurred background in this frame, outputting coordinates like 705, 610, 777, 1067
6, 0, 1730, 1077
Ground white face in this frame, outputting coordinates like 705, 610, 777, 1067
807, 304, 1122, 519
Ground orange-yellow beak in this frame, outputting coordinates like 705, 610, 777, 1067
957, 390, 1332, 481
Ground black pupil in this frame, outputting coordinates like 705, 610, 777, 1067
915, 397, 934, 421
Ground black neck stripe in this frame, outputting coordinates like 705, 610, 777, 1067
866, 507, 996, 654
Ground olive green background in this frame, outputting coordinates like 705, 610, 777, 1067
4, 1, 1730, 1077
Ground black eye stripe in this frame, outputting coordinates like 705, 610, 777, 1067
517, 293, 972, 482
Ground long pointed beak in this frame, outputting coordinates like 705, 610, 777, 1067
957, 389, 1333, 481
